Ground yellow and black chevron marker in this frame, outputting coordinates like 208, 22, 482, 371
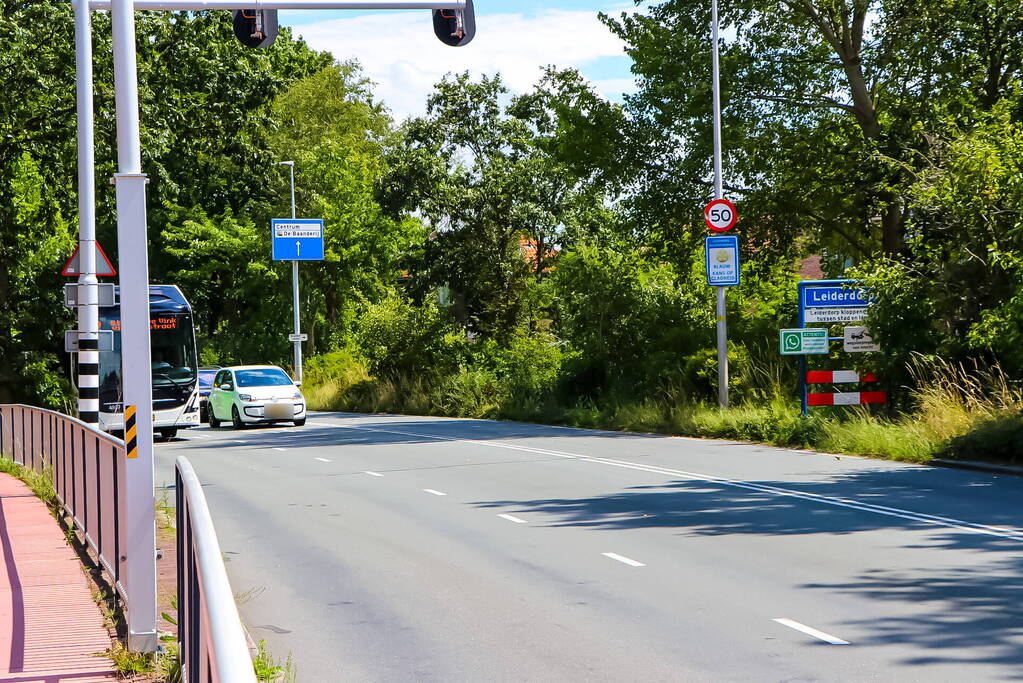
125, 405, 138, 459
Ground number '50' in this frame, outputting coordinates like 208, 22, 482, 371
710, 208, 732, 223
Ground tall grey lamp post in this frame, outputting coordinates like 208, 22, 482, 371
711, 0, 728, 408
278, 161, 302, 382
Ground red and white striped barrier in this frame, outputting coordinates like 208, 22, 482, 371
806, 371, 877, 384
807, 391, 886, 406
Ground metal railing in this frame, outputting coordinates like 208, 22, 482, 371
0, 404, 127, 599
176, 456, 257, 683
0, 405, 256, 680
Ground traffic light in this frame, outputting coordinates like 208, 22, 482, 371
433, 1, 475, 46
233, 9, 278, 48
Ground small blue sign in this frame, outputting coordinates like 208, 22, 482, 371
705, 235, 740, 286
801, 285, 870, 308
272, 219, 325, 261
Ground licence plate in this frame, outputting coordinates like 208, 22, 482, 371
265, 402, 294, 419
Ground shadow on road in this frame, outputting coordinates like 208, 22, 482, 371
471, 470, 1023, 673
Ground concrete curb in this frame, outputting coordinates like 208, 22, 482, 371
930, 458, 1023, 477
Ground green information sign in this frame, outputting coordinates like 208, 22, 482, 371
780, 328, 829, 355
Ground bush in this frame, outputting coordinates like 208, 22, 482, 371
938, 415, 1023, 464
302, 349, 371, 411
356, 293, 464, 379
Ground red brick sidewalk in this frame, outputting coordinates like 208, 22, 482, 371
0, 473, 116, 683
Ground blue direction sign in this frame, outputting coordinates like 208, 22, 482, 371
705, 235, 740, 286
271, 219, 324, 261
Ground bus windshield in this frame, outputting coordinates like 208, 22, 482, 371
98, 312, 198, 410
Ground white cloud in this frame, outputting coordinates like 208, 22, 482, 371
293, 9, 632, 120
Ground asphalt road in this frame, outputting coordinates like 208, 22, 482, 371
155, 413, 1023, 682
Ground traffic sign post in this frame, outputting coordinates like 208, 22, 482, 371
790, 280, 882, 414
272, 211, 324, 385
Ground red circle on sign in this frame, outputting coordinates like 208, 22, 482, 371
704, 198, 738, 233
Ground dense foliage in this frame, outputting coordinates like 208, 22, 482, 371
2, 1, 1021, 462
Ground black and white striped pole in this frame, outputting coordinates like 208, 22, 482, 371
74, 0, 100, 424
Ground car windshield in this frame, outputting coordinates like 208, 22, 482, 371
235, 368, 294, 387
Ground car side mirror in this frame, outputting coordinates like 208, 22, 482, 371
294, 381, 302, 387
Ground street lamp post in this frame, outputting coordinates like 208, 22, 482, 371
711, 0, 728, 408
278, 161, 303, 383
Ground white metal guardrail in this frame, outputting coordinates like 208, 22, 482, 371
176, 456, 257, 683
0, 404, 128, 598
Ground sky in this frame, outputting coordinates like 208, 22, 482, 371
280, 1, 641, 120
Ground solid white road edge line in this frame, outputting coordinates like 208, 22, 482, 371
322, 421, 1023, 542
365, 471, 383, 477
422, 489, 447, 496
603, 552, 646, 567
773, 618, 850, 645
315, 457, 331, 462
498, 513, 528, 524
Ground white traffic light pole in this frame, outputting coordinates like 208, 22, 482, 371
711, 0, 728, 408
91, 0, 466, 8
278, 161, 303, 383
110, 0, 158, 653
88, 0, 472, 652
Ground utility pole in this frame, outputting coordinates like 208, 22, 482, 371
74, 0, 99, 424
110, 0, 158, 653
711, 0, 728, 408
278, 161, 303, 383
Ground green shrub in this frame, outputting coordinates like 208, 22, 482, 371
937, 415, 1023, 464
356, 293, 463, 378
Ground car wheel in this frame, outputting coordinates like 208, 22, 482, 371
159, 428, 177, 440
293, 418, 306, 427
231, 405, 245, 430
208, 405, 221, 428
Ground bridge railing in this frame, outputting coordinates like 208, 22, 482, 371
0, 404, 127, 599
176, 456, 257, 683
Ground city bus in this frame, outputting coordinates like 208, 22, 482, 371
96, 285, 201, 439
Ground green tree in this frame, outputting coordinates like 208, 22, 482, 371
602, 0, 1023, 260
267, 64, 421, 355
380, 72, 620, 338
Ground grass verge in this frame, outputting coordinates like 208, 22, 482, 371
303, 354, 1023, 465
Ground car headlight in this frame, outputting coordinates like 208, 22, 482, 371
238, 394, 253, 402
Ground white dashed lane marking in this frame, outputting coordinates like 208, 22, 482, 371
773, 618, 849, 645
314, 457, 331, 463
498, 514, 528, 524
422, 489, 447, 496
365, 471, 383, 477
602, 552, 645, 567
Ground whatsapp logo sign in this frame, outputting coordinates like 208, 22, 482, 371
782, 331, 802, 352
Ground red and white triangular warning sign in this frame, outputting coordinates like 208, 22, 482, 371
62, 242, 116, 277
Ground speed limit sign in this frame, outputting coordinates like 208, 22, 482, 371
704, 198, 738, 233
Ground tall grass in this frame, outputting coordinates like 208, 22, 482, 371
304, 351, 1023, 465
